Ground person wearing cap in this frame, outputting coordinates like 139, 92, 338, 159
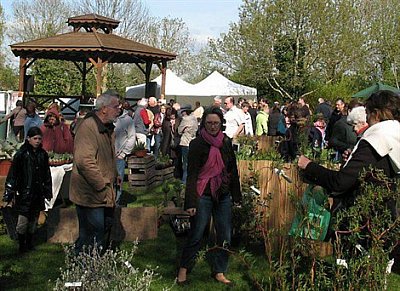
223, 96, 244, 139
178, 104, 198, 184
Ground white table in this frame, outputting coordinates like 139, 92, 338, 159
45, 163, 72, 211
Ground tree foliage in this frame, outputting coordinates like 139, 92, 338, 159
209, 0, 400, 103
0, 3, 18, 90
7, 0, 70, 42
74, 0, 154, 43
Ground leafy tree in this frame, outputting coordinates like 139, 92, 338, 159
74, 0, 154, 42
7, 0, 70, 42
209, 0, 400, 103
147, 17, 194, 79
0, 3, 18, 90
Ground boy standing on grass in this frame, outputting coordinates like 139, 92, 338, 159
2, 126, 52, 253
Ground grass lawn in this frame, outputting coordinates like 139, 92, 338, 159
1, 184, 400, 290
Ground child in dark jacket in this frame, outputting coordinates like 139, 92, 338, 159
3, 126, 52, 252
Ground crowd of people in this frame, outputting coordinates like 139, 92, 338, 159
1, 90, 399, 286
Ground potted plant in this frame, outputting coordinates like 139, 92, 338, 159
132, 141, 147, 158
0, 138, 22, 175
155, 153, 172, 169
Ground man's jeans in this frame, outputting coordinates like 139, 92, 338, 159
146, 133, 162, 158
116, 158, 126, 205
180, 193, 232, 273
181, 146, 189, 184
74, 205, 114, 255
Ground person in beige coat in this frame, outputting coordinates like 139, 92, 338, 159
69, 92, 121, 254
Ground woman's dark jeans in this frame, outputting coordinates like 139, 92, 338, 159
180, 193, 232, 274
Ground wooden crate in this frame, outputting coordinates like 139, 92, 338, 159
155, 166, 175, 182
127, 155, 156, 169
127, 155, 157, 190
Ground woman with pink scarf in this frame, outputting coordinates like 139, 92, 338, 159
176, 107, 241, 286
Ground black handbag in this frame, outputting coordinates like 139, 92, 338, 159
169, 214, 191, 237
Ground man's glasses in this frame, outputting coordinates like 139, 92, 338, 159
107, 104, 122, 110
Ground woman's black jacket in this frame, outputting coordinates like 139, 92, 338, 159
184, 133, 241, 210
3, 142, 52, 213
302, 140, 397, 217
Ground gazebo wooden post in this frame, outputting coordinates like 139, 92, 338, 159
82, 61, 87, 97
160, 60, 167, 99
144, 61, 153, 98
89, 57, 108, 97
96, 58, 103, 97
18, 57, 28, 93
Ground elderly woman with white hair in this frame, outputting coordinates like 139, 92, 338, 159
132, 98, 150, 146
347, 105, 369, 139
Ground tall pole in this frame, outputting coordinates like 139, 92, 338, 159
160, 60, 167, 99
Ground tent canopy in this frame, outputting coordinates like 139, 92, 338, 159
192, 71, 257, 97
352, 82, 400, 98
126, 69, 257, 99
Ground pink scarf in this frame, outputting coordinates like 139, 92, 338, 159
196, 128, 226, 199
314, 120, 326, 136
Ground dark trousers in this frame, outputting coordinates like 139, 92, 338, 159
74, 205, 114, 254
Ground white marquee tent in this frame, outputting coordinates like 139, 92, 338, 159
192, 71, 257, 97
125, 69, 257, 105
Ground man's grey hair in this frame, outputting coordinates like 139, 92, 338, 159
95, 93, 119, 109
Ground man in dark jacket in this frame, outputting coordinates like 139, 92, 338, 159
325, 98, 345, 141
329, 115, 357, 160
315, 98, 333, 122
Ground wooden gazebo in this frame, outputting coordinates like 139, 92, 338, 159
10, 14, 176, 114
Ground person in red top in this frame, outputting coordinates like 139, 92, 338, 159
40, 108, 74, 153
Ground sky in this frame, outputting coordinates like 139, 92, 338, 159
0, 0, 242, 43
145, 0, 242, 43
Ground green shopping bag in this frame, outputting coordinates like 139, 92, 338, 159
289, 185, 331, 241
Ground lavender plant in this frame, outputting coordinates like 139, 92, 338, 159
54, 241, 169, 291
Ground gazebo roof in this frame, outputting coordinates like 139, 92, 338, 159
68, 13, 120, 28
10, 14, 176, 63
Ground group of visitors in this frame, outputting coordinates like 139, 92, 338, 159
1, 90, 399, 288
